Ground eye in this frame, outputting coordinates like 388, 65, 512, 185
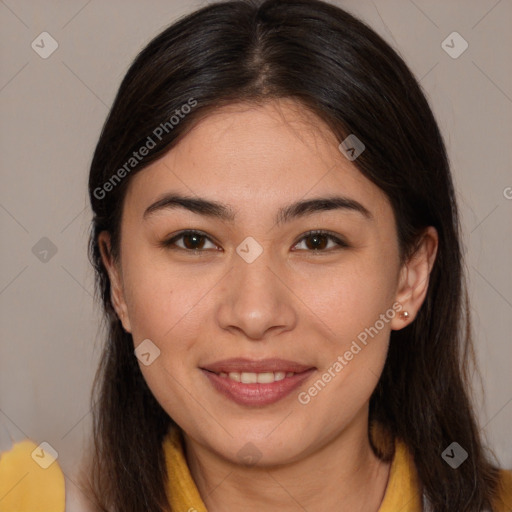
292, 230, 348, 252
160, 229, 348, 254
161, 230, 219, 252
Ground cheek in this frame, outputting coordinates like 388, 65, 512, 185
121, 254, 210, 422
121, 247, 212, 345
293, 251, 398, 342
291, 250, 397, 402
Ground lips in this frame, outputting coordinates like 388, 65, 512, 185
202, 357, 314, 374
201, 358, 316, 406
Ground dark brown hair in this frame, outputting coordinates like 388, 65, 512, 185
82, 0, 503, 510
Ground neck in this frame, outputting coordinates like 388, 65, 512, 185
183, 411, 391, 512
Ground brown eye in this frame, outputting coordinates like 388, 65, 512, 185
293, 230, 348, 252
181, 232, 206, 250
162, 230, 218, 252
304, 233, 329, 250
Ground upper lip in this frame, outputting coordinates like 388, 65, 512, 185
202, 358, 315, 374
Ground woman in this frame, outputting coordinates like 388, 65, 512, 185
4, 0, 509, 510
82, 0, 512, 510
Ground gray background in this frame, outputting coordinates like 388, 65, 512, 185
1, 0, 511, 505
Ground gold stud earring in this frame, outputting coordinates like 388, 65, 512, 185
399, 311, 409, 320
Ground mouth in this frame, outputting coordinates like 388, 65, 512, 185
212, 370, 296, 383
200, 358, 316, 406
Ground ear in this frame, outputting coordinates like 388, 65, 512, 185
97, 231, 132, 333
391, 226, 438, 330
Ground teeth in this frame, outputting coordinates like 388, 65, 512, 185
218, 371, 295, 383
256, 372, 274, 384
240, 372, 257, 384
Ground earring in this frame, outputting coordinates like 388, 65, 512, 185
400, 311, 409, 320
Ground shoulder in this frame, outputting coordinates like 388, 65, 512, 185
492, 468, 512, 511
0, 437, 98, 512
0, 439, 65, 512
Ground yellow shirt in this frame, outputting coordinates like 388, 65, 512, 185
1, 426, 511, 511
162, 426, 421, 511
0, 439, 65, 512
163, 425, 512, 512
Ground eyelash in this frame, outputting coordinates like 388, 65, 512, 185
160, 229, 349, 254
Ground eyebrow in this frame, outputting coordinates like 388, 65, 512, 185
143, 193, 373, 225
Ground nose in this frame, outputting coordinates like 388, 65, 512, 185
216, 248, 297, 341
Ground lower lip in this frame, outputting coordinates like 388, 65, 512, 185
202, 369, 316, 406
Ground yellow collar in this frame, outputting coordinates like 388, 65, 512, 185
163, 422, 422, 511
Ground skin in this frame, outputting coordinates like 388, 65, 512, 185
99, 98, 438, 511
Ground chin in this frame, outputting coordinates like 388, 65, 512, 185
212, 431, 309, 467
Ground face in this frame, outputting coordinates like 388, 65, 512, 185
100, 99, 436, 466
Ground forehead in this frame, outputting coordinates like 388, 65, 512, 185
167, 99, 341, 174
123, 99, 392, 225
